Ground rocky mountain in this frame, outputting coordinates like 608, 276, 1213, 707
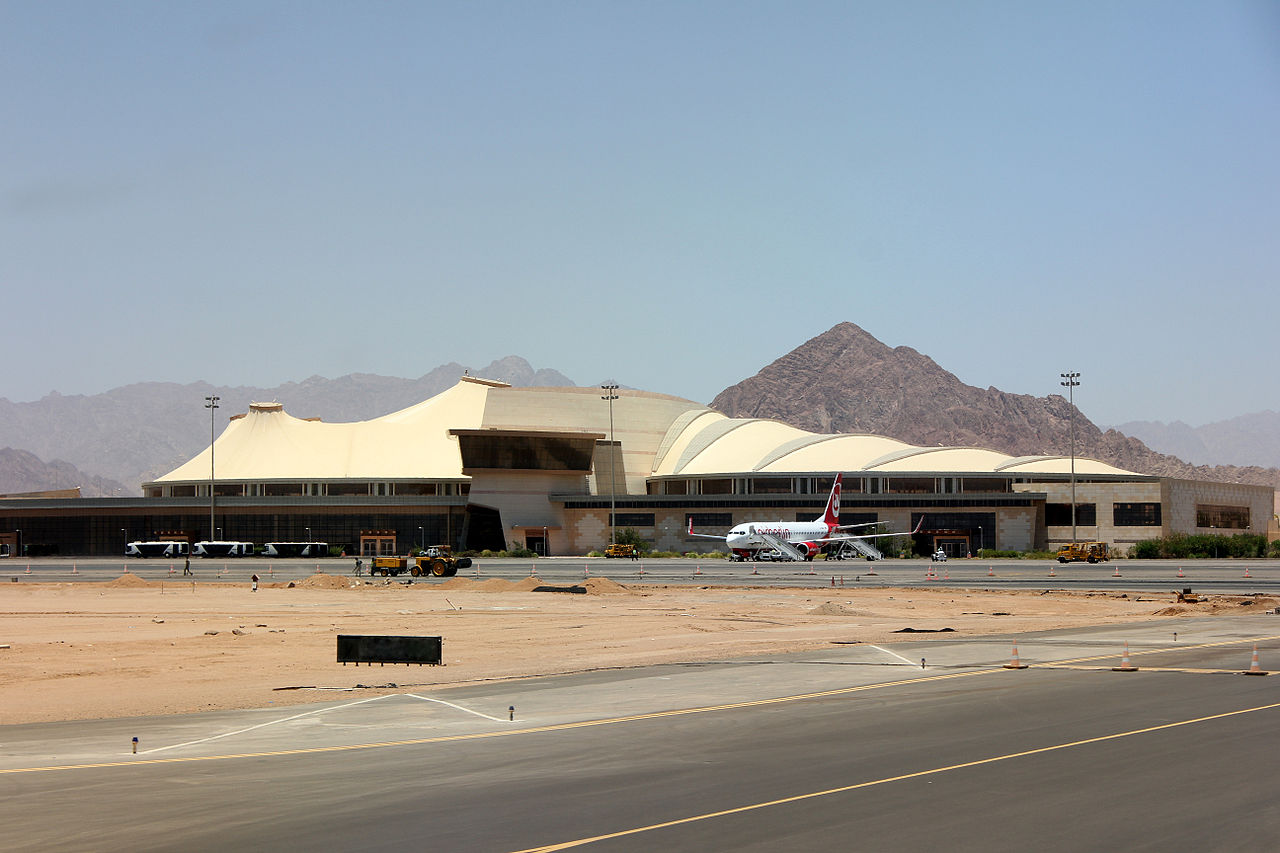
0, 357, 575, 495
1113, 412, 1280, 469
0, 448, 130, 498
711, 323, 1280, 491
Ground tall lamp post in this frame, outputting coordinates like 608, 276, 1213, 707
121, 528, 127, 553
204, 395, 220, 540
1059, 372, 1080, 548
601, 384, 619, 547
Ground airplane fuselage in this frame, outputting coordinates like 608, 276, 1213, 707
725, 521, 832, 557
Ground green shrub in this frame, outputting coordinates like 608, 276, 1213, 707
1127, 533, 1267, 559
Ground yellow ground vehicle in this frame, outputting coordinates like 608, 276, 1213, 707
369, 547, 472, 577
604, 543, 638, 559
1055, 542, 1110, 563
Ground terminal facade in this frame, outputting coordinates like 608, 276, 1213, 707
1, 376, 1274, 557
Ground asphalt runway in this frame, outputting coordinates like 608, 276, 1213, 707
3, 617, 1280, 851
7, 555, 1280, 596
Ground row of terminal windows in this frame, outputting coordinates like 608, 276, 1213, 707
650, 477, 1014, 496
147, 482, 470, 499
1046, 503, 1166, 527
1196, 504, 1251, 529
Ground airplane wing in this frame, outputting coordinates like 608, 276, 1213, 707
813, 516, 924, 545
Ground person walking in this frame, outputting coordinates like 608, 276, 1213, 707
251, 573, 259, 592
182, 556, 192, 576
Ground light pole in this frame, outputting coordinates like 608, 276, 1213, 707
305, 526, 312, 545
121, 528, 127, 552
418, 526, 424, 553
16, 529, 21, 558
601, 384, 619, 547
1060, 372, 1080, 547
204, 395, 220, 540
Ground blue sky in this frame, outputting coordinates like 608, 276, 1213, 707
3, 1, 1277, 427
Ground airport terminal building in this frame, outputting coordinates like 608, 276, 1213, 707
1, 376, 1273, 557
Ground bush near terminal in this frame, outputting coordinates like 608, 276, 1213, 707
2, 573, 1273, 725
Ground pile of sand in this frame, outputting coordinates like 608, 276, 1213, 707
102, 573, 151, 588
510, 577, 546, 591
296, 573, 354, 589
583, 577, 630, 595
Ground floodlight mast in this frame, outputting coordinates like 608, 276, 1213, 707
204, 395, 220, 541
1059, 372, 1080, 547
601, 384, 619, 547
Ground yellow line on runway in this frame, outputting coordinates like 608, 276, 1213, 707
1043, 633, 1280, 667
0, 669, 996, 775
512, 700, 1280, 852
6, 632, 1278, 776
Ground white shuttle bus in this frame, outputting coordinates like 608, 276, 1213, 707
264, 542, 328, 558
125, 541, 190, 558
193, 541, 255, 558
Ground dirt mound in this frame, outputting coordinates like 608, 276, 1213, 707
583, 577, 631, 595
810, 602, 850, 616
808, 602, 874, 616
102, 573, 151, 588
510, 576, 547, 591
435, 577, 479, 590
1153, 606, 1190, 616
296, 573, 355, 589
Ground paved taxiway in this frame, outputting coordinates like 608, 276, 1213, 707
3, 616, 1279, 851
9, 556, 1280, 596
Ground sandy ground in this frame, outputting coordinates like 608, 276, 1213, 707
1, 574, 1270, 725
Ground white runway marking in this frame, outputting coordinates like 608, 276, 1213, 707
868, 645, 918, 666
139, 695, 390, 754
405, 694, 512, 722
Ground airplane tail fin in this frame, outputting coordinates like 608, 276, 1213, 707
819, 474, 842, 528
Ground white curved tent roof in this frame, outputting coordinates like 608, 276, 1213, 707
152, 377, 1139, 486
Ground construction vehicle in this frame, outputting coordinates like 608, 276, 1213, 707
1174, 588, 1204, 604
1055, 542, 1110, 563
413, 546, 472, 577
604, 543, 638, 559
369, 547, 472, 578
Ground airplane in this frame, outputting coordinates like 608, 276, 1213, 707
687, 474, 922, 562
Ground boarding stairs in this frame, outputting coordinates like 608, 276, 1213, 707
836, 537, 883, 561
756, 531, 809, 562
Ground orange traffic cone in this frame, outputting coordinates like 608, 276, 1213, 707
1112, 641, 1139, 672
1004, 642, 1028, 669
1243, 567, 1252, 578
943, 568, 950, 580
530, 564, 537, 576
987, 566, 995, 577
71, 564, 78, 574
24, 565, 31, 574
1113, 565, 1122, 577
1048, 565, 1056, 577
584, 566, 590, 578
1177, 566, 1184, 578
1244, 644, 1268, 676
694, 565, 702, 575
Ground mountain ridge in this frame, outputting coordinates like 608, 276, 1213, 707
710, 322, 1280, 492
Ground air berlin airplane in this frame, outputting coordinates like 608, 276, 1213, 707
687, 474, 922, 561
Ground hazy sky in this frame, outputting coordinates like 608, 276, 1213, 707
3, 1, 1277, 427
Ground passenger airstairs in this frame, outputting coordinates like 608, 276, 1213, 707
756, 531, 809, 562
837, 537, 882, 561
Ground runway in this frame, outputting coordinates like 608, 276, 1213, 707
8, 555, 1280, 596
3, 616, 1279, 851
